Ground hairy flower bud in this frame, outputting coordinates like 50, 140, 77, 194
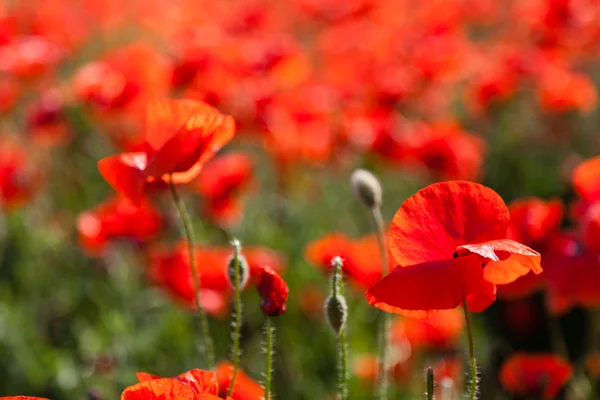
325, 256, 348, 335
325, 294, 348, 335
350, 169, 382, 209
227, 239, 249, 290
257, 266, 289, 316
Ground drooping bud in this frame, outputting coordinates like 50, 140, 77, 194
227, 239, 249, 290
426, 366, 434, 400
256, 266, 289, 316
350, 169, 382, 209
325, 256, 348, 335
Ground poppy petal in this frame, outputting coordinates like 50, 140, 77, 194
572, 155, 600, 202
98, 153, 147, 205
175, 369, 219, 394
456, 239, 542, 285
145, 99, 216, 153
465, 279, 497, 312
389, 181, 509, 267
136, 372, 161, 382
365, 256, 484, 316
121, 379, 197, 400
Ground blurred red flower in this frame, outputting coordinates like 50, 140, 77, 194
98, 98, 235, 205
25, 88, 71, 147
391, 308, 464, 350
0, 138, 41, 210
366, 181, 542, 317
305, 233, 388, 290
197, 152, 254, 226
122, 368, 231, 400
77, 196, 163, 256
499, 353, 573, 399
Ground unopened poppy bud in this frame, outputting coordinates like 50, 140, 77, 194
350, 169, 382, 209
325, 294, 348, 335
227, 239, 249, 290
257, 266, 289, 316
325, 256, 348, 335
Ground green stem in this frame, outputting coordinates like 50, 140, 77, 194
169, 177, 215, 369
264, 317, 274, 400
426, 367, 434, 400
228, 240, 243, 397
462, 301, 477, 400
371, 207, 390, 400
339, 327, 349, 400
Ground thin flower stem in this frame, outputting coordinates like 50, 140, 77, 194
228, 241, 243, 397
169, 177, 215, 369
338, 327, 349, 400
371, 207, 390, 400
264, 317, 275, 400
462, 301, 477, 400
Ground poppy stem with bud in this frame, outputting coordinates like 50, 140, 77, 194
227, 239, 246, 397
264, 317, 275, 400
350, 168, 390, 400
462, 300, 478, 400
168, 176, 215, 369
326, 257, 349, 400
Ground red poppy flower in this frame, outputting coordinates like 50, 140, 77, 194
148, 243, 285, 316
391, 308, 464, 350
499, 353, 573, 399
122, 368, 232, 400
536, 61, 597, 114
256, 266, 289, 316
215, 362, 265, 400
26, 88, 71, 147
197, 152, 254, 226
572, 155, 600, 203
366, 181, 542, 317
305, 233, 387, 289
0, 35, 63, 79
77, 196, 162, 256
73, 43, 169, 111
0, 139, 41, 210
98, 98, 235, 205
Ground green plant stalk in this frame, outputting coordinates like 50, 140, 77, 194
426, 367, 434, 400
264, 317, 274, 400
169, 177, 215, 369
228, 241, 243, 397
462, 300, 477, 400
371, 207, 390, 400
334, 259, 349, 400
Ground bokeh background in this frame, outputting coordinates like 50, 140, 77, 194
1, 0, 600, 398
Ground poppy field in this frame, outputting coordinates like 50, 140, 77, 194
2, 0, 600, 399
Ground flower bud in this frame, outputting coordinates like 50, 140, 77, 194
257, 266, 289, 316
325, 256, 348, 335
227, 239, 249, 290
325, 294, 348, 335
350, 169, 382, 209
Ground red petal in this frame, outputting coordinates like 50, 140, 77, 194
215, 361, 265, 400
456, 239, 542, 285
389, 181, 509, 267
98, 153, 147, 205
175, 369, 219, 394
572, 155, 600, 202
365, 256, 483, 316
136, 372, 161, 382
121, 379, 197, 400
465, 279, 497, 312
145, 99, 212, 153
